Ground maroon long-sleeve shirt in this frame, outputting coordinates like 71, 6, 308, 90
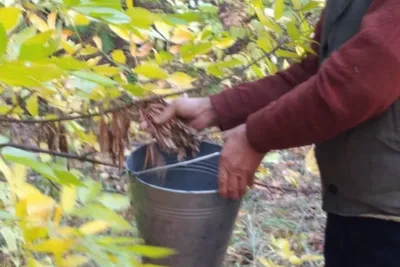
210, 0, 400, 153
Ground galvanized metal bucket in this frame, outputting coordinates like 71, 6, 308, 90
126, 141, 242, 267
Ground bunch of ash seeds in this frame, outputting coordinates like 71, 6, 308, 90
139, 98, 200, 162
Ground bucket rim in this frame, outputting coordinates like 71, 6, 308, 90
125, 141, 222, 195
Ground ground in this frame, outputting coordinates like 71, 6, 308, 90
224, 147, 325, 267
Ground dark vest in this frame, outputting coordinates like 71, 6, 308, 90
315, 0, 400, 216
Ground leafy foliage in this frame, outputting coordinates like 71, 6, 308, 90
0, 0, 324, 266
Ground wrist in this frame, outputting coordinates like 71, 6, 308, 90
200, 97, 218, 127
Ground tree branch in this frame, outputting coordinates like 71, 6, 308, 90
0, 41, 286, 124
0, 143, 117, 167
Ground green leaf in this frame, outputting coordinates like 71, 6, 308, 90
63, 0, 81, 6
155, 51, 173, 65
126, 7, 159, 29
78, 180, 102, 204
95, 236, 139, 245
291, 0, 301, 9
0, 61, 63, 87
274, 0, 285, 20
51, 166, 84, 186
96, 193, 130, 211
180, 42, 212, 62
19, 30, 60, 61
72, 203, 132, 231
276, 49, 300, 58
0, 24, 7, 58
74, 6, 130, 24
26, 94, 39, 117
122, 84, 149, 97
72, 71, 117, 86
0, 7, 21, 31
1, 148, 60, 182
257, 32, 275, 53
286, 21, 300, 41
133, 63, 168, 80
128, 245, 176, 259
48, 57, 90, 70
301, 1, 322, 12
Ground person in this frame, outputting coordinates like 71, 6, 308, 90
141, 0, 400, 266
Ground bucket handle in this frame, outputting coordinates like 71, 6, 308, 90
130, 151, 221, 176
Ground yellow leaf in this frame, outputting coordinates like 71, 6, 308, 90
27, 257, 45, 267
79, 220, 109, 235
63, 255, 90, 267
16, 184, 56, 223
26, 94, 39, 117
27, 11, 49, 32
92, 36, 102, 50
111, 49, 126, 64
61, 185, 76, 213
305, 146, 320, 176
92, 65, 120, 76
23, 226, 48, 243
16, 199, 27, 219
109, 25, 130, 41
213, 37, 235, 49
300, 254, 324, 262
289, 255, 303, 265
56, 226, 79, 238
47, 11, 57, 29
167, 72, 195, 89
126, 0, 134, 9
274, 0, 285, 20
53, 205, 62, 225
170, 26, 194, 44
0, 7, 21, 31
74, 13, 90, 26
79, 45, 98, 55
62, 41, 77, 55
11, 164, 27, 192
154, 21, 172, 40
134, 62, 168, 80
26, 238, 75, 254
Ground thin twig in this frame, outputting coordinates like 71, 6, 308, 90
0, 143, 116, 167
253, 181, 319, 194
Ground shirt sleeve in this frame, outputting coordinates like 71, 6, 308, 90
209, 13, 324, 131
246, 0, 400, 153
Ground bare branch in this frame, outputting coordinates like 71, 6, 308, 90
0, 143, 117, 167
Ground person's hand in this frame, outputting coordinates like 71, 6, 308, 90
140, 97, 218, 131
219, 124, 264, 199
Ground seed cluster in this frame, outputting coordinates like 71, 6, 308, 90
139, 98, 200, 162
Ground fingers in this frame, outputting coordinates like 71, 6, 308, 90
218, 162, 229, 198
219, 157, 246, 200
153, 102, 176, 125
239, 174, 247, 197
228, 175, 239, 200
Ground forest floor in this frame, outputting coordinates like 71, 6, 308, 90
224, 146, 325, 267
